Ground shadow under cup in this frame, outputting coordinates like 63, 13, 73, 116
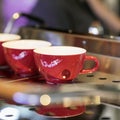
34, 46, 99, 84
2, 40, 51, 77
0, 33, 21, 68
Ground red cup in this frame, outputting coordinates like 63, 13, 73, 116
0, 33, 21, 67
34, 46, 99, 84
2, 40, 51, 77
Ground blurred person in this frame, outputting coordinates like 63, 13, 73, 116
87, 0, 120, 35
103, 0, 119, 14
29, 0, 120, 35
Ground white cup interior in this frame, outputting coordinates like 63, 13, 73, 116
0, 33, 21, 41
2, 40, 52, 49
34, 46, 86, 55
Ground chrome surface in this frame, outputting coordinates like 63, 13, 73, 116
0, 27, 120, 119
0, 73, 120, 120
19, 27, 120, 57
0, 52, 120, 120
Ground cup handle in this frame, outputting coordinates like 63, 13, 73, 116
80, 55, 99, 74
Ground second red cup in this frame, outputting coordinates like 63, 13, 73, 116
2, 40, 51, 77
0, 33, 21, 67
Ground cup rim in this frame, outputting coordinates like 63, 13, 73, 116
2, 39, 52, 49
34, 46, 86, 55
0, 33, 21, 41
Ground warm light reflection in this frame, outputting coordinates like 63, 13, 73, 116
63, 97, 72, 107
40, 94, 51, 106
62, 76, 66, 79
13, 12, 20, 19
63, 96, 101, 107
94, 96, 101, 105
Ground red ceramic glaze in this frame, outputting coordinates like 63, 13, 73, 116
0, 33, 21, 66
34, 46, 99, 84
34, 53, 85, 83
0, 42, 7, 65
3, 48, 38, 77
2, 40, 51, 77
36, 104, 85, 118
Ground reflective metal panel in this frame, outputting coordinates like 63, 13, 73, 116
19, 27, 120, 57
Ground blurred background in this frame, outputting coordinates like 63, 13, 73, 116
0, 1, 120, 120
0, 0, 119, 35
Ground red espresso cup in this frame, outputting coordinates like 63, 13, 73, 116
0, 33, 21, 67
2, 40, 51, 77
34, 46, 99, 84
